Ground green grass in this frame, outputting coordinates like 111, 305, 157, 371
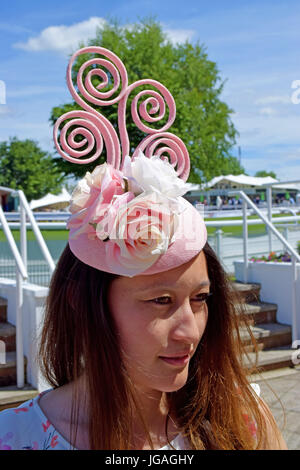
0, 229, 69, 242
1, 212, 298, 242
205, 213, 299, 237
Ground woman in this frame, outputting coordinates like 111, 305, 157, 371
37, 240, 288, 450
0, 46, 288, 450
0, 240, 288, 450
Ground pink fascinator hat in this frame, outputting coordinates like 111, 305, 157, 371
53, 46, 207, 277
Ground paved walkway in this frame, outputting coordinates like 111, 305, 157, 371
252, 365, 300, 449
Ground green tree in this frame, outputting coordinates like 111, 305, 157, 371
51, 18, 244, 184
255, 170, 277, 179
0, 137, 64, 201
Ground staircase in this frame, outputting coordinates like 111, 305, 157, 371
0, 281, 296, 411
232, 281, 294, 372
0, 297, 38, 411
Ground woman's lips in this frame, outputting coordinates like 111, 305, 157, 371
159, 354, 190, 367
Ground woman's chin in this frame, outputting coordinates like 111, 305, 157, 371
157, 371, 189, 393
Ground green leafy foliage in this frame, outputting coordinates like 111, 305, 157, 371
0, 137, 64, 201
50, 18, 244, 183
255, 170, 277, 179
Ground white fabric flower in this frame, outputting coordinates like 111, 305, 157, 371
69, 178, 91, 213
122, 151, 189, 199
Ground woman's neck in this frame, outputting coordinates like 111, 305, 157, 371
129, 389, 178, 450
39, 378, 179, 450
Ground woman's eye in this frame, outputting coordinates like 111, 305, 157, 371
151, 296, 171, 304
149, 293, 212, 305
194, 292, 212, 303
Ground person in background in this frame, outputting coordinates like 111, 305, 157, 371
216, 195, 223, 209
289, 196, 295, 205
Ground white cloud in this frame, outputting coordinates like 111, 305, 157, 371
0, 105, 13, 116
258, 107, 278, 116
255, 95, 292, 106
13, 17, 106, 55
232, 110, 300, 180
13, 17, 195, 55
0, 23, 32, 34
8, 86, 66, 98
164, 28, 195, 45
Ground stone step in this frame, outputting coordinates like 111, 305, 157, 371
0, 322, 16, 352
0, 351, 27, 387
231, 281, 261, 303
0, 297, 7, 322
0, 385, 38, 412
238, 301, 278, 325
243, 347, 296, 373
240, 322, 292, 350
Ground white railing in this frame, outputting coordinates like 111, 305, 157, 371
0, 188, 55, 388
227, 189, 300, 345
263, 179, 300, 252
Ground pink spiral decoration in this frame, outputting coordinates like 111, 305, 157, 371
54, 46, 190, 180
133, 132, 190, 182
53, 110, 121, 167
54, 46, 127, 168
118, 79, 177, 161
67, 46, 128, 108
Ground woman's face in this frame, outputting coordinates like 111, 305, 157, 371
108, 250, 210, 396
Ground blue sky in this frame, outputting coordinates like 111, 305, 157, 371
1, 0, 300, 181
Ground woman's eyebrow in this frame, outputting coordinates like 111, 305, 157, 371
137, 280, 211, 293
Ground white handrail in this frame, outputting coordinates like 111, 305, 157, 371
0, 188, 56, 388
0, 206, 28, 279
230, 190, 299, 345
263, 178, 300, 252
18, 190, 55, 273
0, 205, 28, 388
237, 193, 300, 261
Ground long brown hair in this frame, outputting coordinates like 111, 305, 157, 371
39, 242, 280, 449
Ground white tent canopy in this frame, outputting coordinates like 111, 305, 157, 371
205, 174, 278, 189
187, 174, 300, 191
29, 187, 71, 211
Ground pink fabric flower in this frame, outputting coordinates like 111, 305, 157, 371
69, 163, 125, 213
68, 163, 128, 240
103, 192, 180, 276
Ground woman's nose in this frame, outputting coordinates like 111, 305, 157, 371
169, 300, 202, 344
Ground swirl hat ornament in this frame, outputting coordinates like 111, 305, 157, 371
54, 46, 207, 277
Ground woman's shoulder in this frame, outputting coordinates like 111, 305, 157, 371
0, 395, 41, 450
0, 390, 70, 450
